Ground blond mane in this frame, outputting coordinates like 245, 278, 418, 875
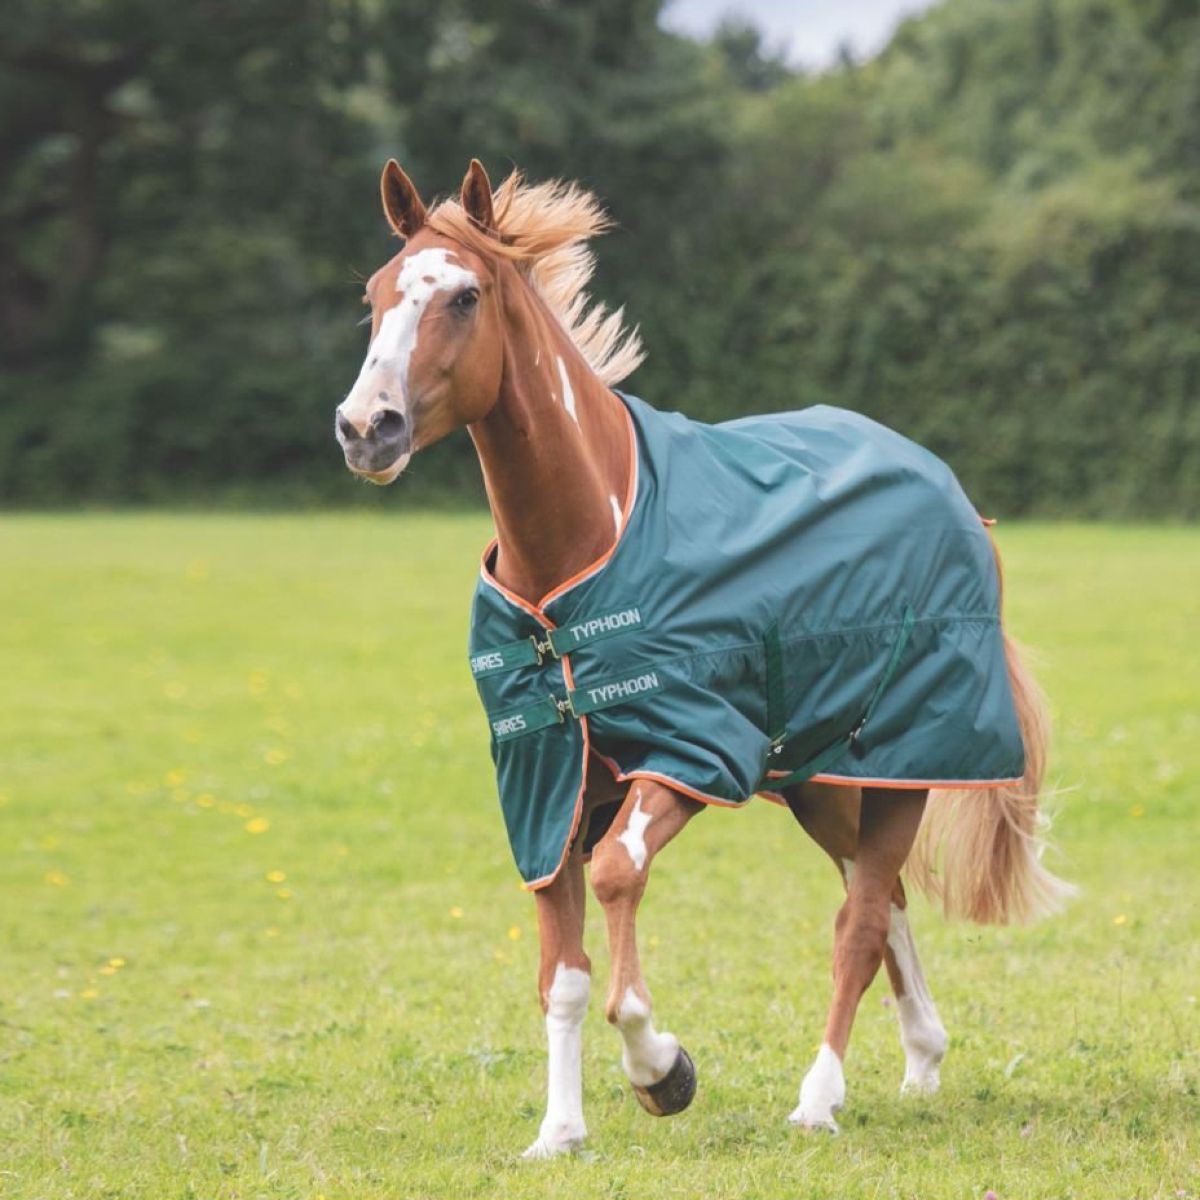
427, 173, 644, 386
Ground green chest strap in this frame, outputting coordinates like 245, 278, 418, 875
469, 604, 644, 680
485, 668, 664, 744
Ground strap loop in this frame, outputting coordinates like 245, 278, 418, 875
764, 605, 916, 788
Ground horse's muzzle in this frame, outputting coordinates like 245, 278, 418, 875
336, 404, 411, 480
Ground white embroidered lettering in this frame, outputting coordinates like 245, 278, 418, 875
586, 672, 659, 707
493, 714, 528, 737
569, 607, 641, 643
471, 651, 506, 674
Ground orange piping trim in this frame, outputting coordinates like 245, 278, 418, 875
478, 539, 555, 627
808, 773, 1023, 790
478, 394, 638, 617
538, 399, 638, 608
522, 650, 588, 892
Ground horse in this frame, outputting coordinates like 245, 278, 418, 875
334, 157, 1074, 1159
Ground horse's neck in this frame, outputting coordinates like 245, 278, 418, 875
469, 280, 631, 606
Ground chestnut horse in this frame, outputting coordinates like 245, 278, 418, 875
334, 159, 1073, 1158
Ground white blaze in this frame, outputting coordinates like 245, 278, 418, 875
341, 247, 477, 434
610, 493, 622, 535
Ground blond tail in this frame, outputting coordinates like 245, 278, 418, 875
907, 551, 1076, 924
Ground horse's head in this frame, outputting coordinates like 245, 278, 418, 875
336, 159, 504, 484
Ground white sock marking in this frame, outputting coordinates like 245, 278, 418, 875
790, 1042, 845, 1132
556, 356, 579, 427
617, 790, 652, 871
524, 963, 590, 1159
887, 903, 947, 1094
615, 987, 679, 1087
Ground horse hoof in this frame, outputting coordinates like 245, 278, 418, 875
632, 1046, 696, 1116
788, 1104, 840, 1134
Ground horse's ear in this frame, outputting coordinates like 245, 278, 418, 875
460, 158, 497, 236
380, 159, 426, 239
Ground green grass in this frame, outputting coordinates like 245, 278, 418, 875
1, 515, 1197, 1200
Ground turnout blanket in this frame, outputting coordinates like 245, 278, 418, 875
469, 393, 1024, 888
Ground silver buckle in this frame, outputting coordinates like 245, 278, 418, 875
552, 694, 575, 721
532, 634, 559, 665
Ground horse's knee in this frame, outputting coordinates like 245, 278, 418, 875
590, 840, 645, 909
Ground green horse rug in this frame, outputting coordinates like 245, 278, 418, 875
469, 393, 1023, 889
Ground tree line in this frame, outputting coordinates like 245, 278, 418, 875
1, 0, 1197, 515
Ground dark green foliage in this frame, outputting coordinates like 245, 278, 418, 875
1, 0, 1196, 514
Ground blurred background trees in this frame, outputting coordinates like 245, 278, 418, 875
1, 0, 1197, 514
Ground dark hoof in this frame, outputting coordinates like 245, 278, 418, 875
632, 1047, 696, 1117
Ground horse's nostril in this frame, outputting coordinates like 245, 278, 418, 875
371, 408, 407, 443
337, 411, 360, 442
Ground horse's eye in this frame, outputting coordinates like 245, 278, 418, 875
454, 288, 479, 311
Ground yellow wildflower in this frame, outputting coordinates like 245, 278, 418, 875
108, 957, 126, 969
1130, 803, 1145, 818
81, 987, 99, 1000
449, 906, 463, 919
165, 768, 187, 788
196, 793, 215, 809
1113, 914, 1128, 926
44, 869, 70, 887
276, 888, 293, 901
266, 869, 286, 884
507, 926, 522, 941
244, 817, 270, 835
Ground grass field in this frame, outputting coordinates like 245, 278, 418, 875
1, 514, 1197, 1200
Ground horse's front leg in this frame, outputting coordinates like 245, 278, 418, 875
589, 780, 702, 1115
523, 836, 591, 1159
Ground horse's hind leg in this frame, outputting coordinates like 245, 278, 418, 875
785, 785, 932, 1130
787, 783, 948, 1100
589, 780, 702, 1115
884, 876, 948, 1094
